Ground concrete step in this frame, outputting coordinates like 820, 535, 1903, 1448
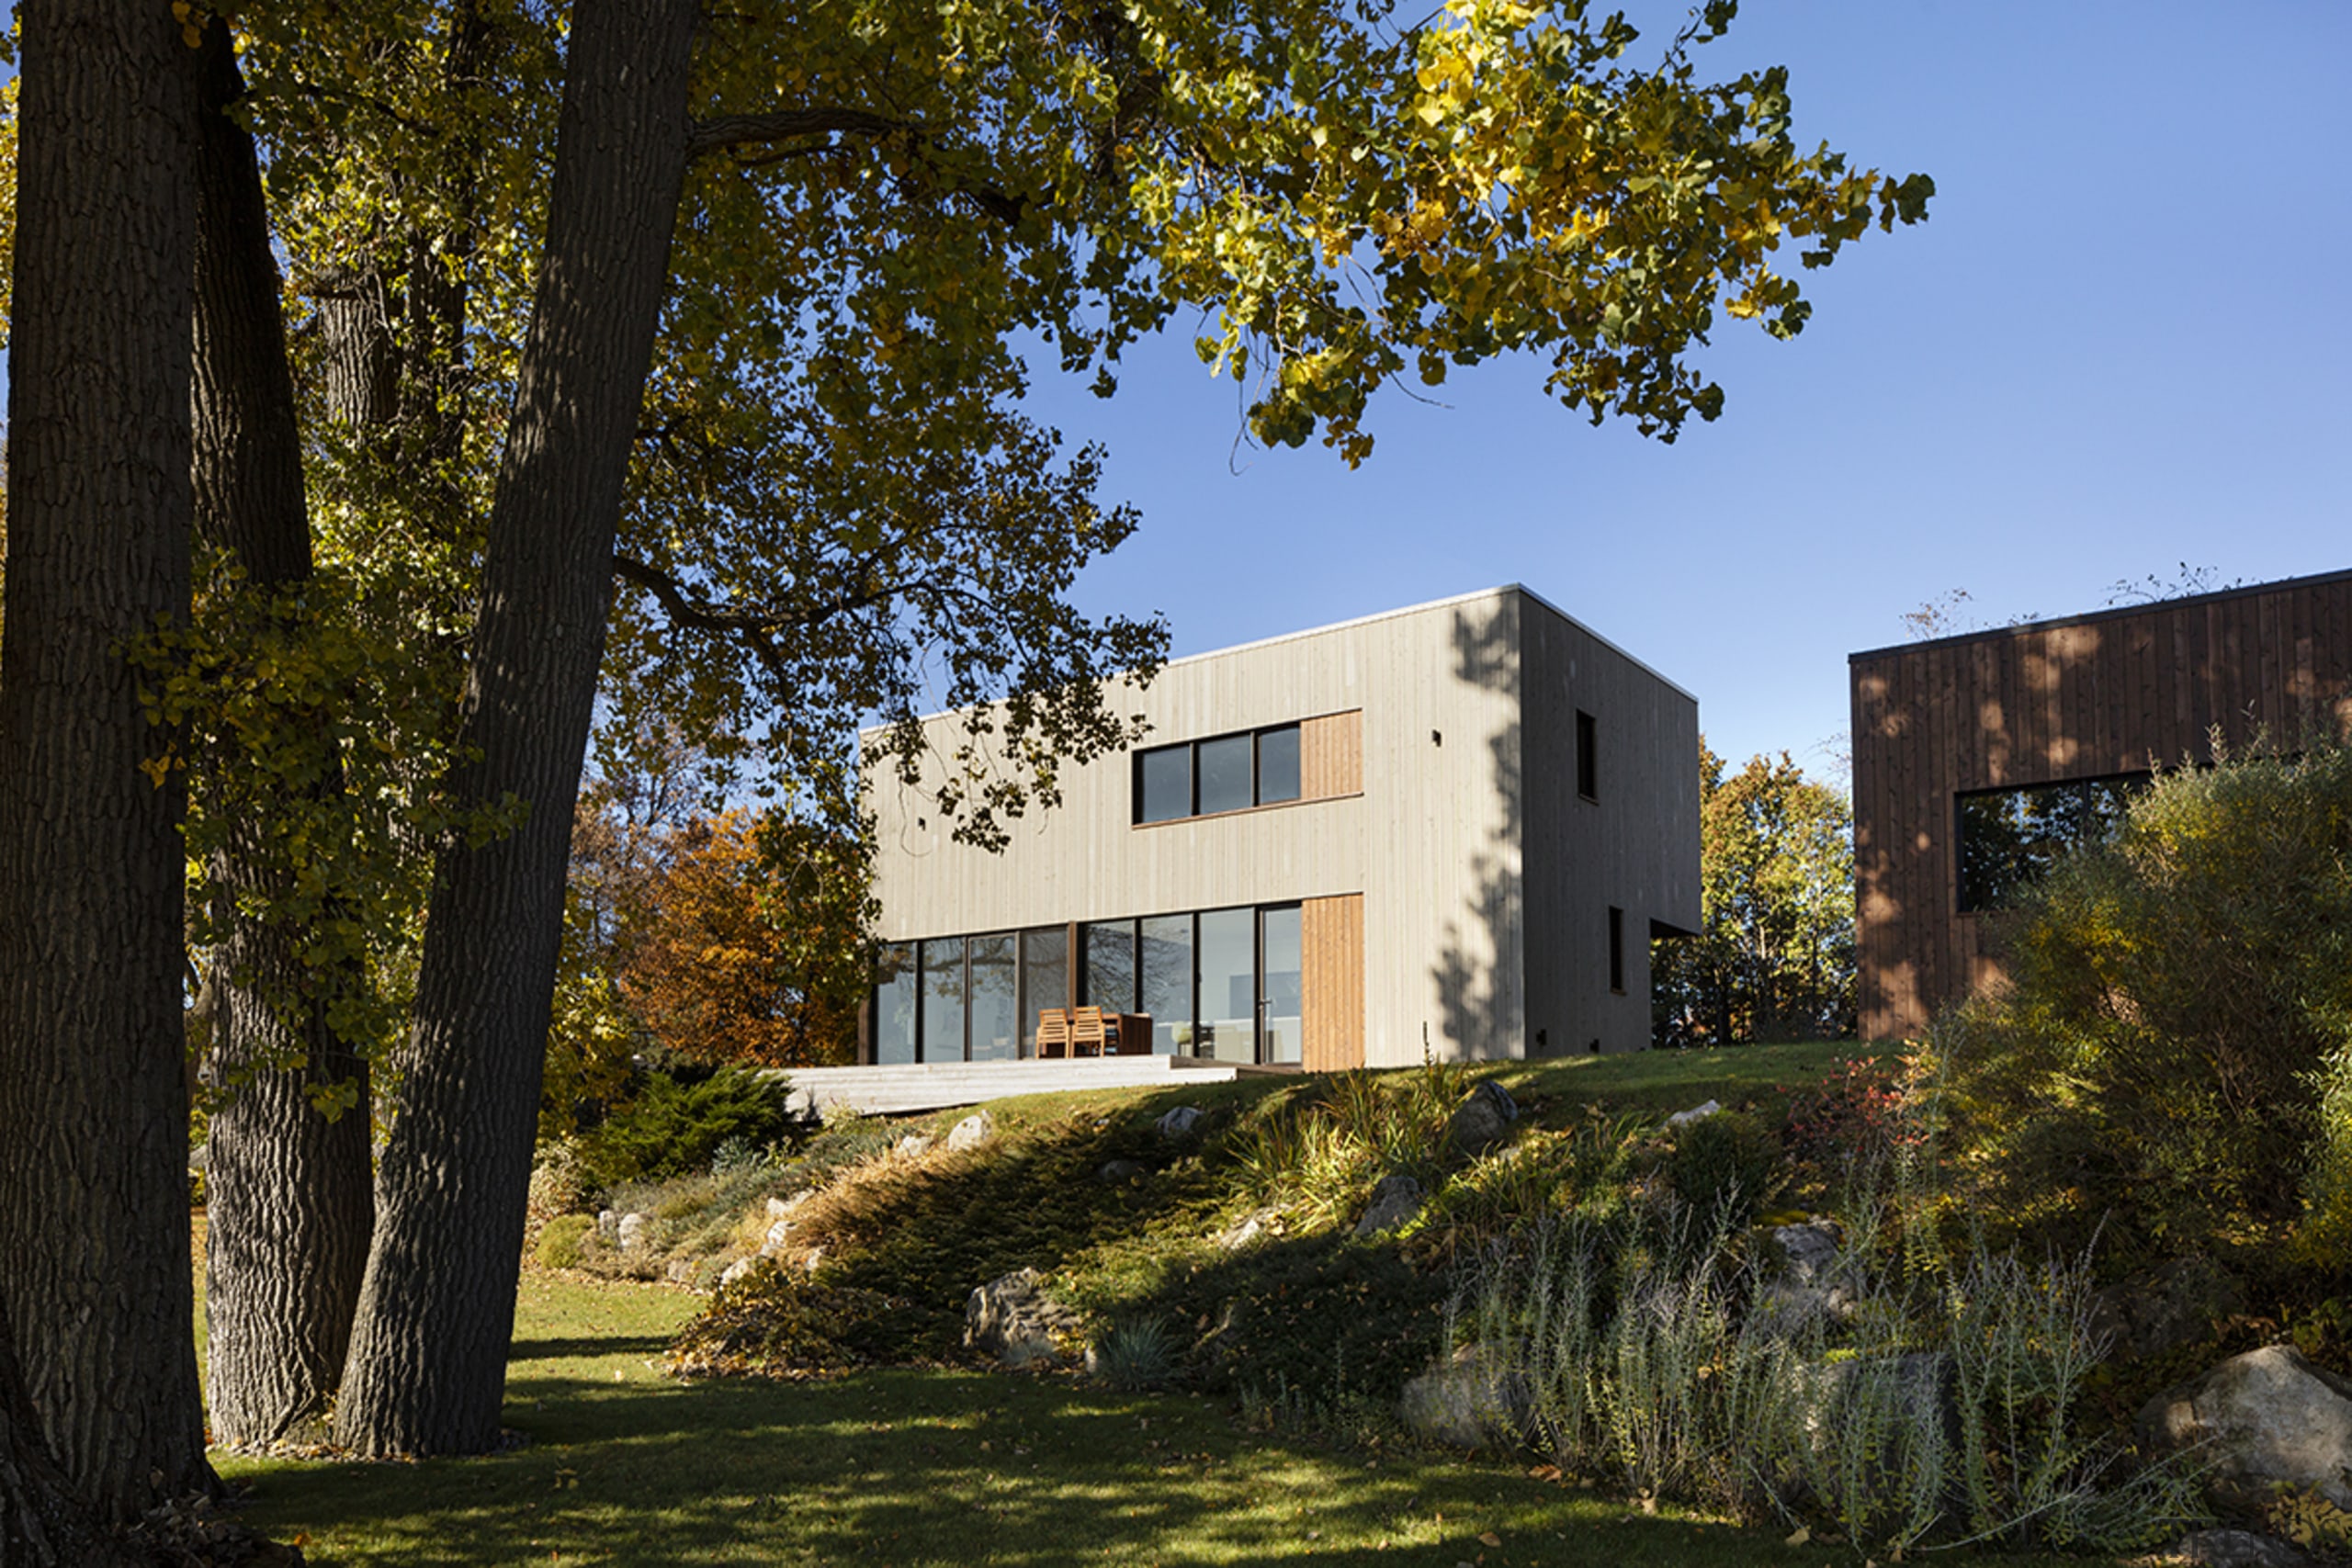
774, 1055, 1280, 1116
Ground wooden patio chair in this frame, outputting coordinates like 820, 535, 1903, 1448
1035, 1008, 1072, 1059
1069, 1005, 1110, 1057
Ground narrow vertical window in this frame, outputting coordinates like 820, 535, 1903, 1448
1136, 745, 1192, 824
1577, 710, 1599, 802
1256, 725, 1302, 804
1608, 906, 1625, 994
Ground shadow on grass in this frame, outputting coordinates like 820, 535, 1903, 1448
232, 1360, 1881, 1568
508, 1335, 678, 1362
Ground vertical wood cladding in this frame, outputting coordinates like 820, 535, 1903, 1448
1301, 708, 1364, 799
1302, 893, 1365, 1070
1850, 570, 2352, 1040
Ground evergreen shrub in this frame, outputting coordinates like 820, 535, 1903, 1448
573, 1066, 801, 1194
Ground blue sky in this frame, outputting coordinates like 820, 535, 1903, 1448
1023, 0, 2352, 780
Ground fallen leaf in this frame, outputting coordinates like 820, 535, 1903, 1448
1785, 1526, 1811, 1547
1480, 1533, 1502, 1548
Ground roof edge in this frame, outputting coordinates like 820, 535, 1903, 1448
1848, 565, 2352, 663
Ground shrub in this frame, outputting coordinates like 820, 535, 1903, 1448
536, 1213, 596, 1269
1938, 735, 2352, 1259
1091, 1317, 1179, 1391
572, 1066, 802, 1193
1664, 1110, 1782, 1224
1233, 1063, 1465, 1226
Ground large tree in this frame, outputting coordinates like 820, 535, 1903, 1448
2, 0, 1929, 1464
0, 0, 212, 1530
1655, 742, 1857, 1046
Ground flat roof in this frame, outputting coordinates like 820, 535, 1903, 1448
1848, 565, 2352, 663
863, 582, 1698, 737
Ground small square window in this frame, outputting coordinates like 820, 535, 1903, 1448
1136, 745, 1192, 824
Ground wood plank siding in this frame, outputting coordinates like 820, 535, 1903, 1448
1849, 568, 2352, 1040
1302, 893, 1366, 1070
1301, 709, 1364, 799
867, 585, 1699, 1065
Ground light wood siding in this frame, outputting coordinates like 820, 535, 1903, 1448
1301, 709, 1363, 798
1302, 894, 1365, 1070
1518, 596, 1702, 1055
1850, 568, 2352, 1040
866, 585, 1699, 1067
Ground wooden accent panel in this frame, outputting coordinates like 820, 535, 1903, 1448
1300, 709, 1363, 799
1302, 893, 1364, 1071
1851, 570, 2352, 1039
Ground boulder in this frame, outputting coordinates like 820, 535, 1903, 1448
596, 1208, 619, 1242
945, 1111, 994, 1152
2166, 1529, 2313, 1568
1772, 1221, 1840, 1286
1217, 1207, 1277, 1251
893, 1134, 936, 1159
616, 1211, 651, 1252
1097, 1158, 1148, 1184
764, 1194, 800, 1221
1399, 1343, 1532, 1451
1667, 1099, 1722, 1126
665, 1258, 697, 1285
1156, 1105, 1204, 1140
965, 1268, 1080, 1369
1448, 1080, 1519, 1156
2139, 1345, 2352, 1512
718, 1256, 761, 1289
2089, 1256, 2245, 1359
759, 1218, 793, 1256
1751, 1220, 1863, 1335
1353, 1174, 1425, 1237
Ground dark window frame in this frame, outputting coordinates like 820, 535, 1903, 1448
1953, 771, 2149, 914
1131, 721, 1305, 825
1607, 905, 1625, 994
1576, 710, 1599, 802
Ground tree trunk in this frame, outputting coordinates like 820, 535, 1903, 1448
333, 0, 697, 1457
190, 26, 379, 1450
0, 1295, 132, 1567
0, 0, 213, 1524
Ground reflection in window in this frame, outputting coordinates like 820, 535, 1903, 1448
1196, 735, 1255, 816
1131, 724, 1304, 822
920, 939, 965, 1063
967, 933, 1018, 1061
1136, 746, 1192, 824
1258, 726, 1301, 805
1082, 920, 1137, 1015
1956, 773, 2146, 912
1261, 905, 1302, 1066
1197, 908, 1257, 1064
1019, 927, 1068, 1056
875, 943, 918, 1066
1139, 915, 1193, 1055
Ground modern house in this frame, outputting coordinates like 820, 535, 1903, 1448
1849, 567, 2352, 1041
859, 585, 1702, 1075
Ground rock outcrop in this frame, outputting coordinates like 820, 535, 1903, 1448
2139, 1345, 2352, 1513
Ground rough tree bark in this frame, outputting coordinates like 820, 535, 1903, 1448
0, 1298, 129, 1568
332, 0, 699, 1456
0, 0, 214, 1525
190, 26, 379, 1450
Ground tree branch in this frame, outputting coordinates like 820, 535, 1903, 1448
687, 109, 901, 159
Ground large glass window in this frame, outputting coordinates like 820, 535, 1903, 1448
1956, 773, 2146, 912
875, 943, 919, 1066
920, 939, 965, 1063
1131, 723, 1304, 822
1082, 920, 1137, 1015
1257, 727, 1301, 805
1136, 747, 1192, 824
1261, 906, 1302, 1066
1197, 908, 1257, 1064
1139, 914, 1193, 1055
1196, 735, 1255, 816
967, 932, 1018, 1061
1018, 927, 1069, 1056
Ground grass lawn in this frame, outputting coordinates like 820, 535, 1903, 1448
210, 1041, 2144, 1568
219, 1274, 2109, 1568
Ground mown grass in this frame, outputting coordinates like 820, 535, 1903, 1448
209, 1043, 2150, 1566
218, 1273, 2112, 1568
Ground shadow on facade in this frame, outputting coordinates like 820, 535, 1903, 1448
1429, 603, 1521, 1060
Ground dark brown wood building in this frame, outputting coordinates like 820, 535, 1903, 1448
1849, 568, 2352, 1040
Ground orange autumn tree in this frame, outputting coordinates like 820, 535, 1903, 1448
616, 808, 869, 1070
